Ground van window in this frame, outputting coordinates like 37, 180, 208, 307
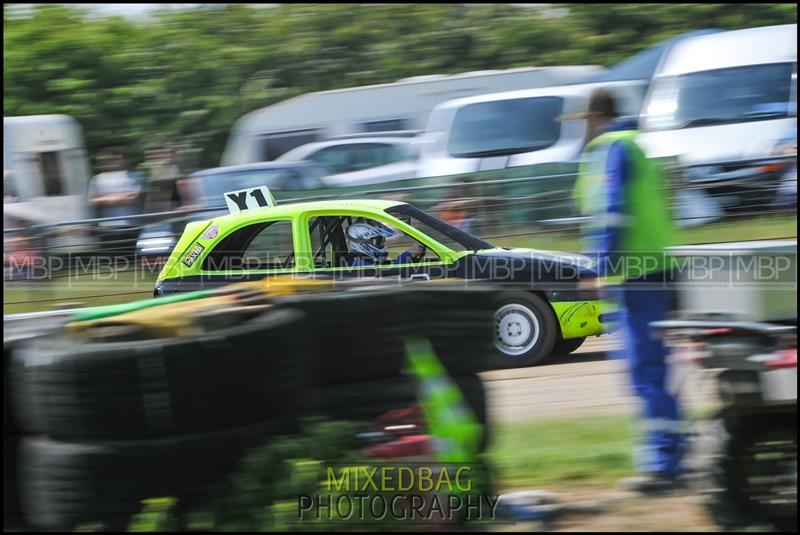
40, 152, 63, 196
447, 96, 563, 158
643, 62, 796, 131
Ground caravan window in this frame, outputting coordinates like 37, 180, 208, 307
260, 130, 320, 161
360, 118, 409, 133
447, 96, 563, 158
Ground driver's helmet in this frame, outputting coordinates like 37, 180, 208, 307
347, 221, 396, 260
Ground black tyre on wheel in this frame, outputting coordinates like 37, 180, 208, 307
491, 292, 557, 368
10, 308, 309, 440
551, 336, 587, 357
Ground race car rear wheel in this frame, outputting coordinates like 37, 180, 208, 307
492, 292, 557, 368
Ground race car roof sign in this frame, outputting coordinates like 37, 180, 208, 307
224, 186, 277, 214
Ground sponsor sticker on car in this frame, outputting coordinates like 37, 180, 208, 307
181, 242, 206, 267
202, 224, 219, 240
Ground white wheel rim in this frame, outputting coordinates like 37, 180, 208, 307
494, 303, 540, 356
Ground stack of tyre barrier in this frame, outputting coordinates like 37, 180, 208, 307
7, 306, 309, 531
273, 285, 496, 449
4, 281, 497, 531
4, 315, 72, 530
4, 339, 23, 527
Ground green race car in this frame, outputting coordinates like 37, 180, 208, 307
156, 187, 606, 367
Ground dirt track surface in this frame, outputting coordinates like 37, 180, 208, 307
484, 337, 724, 532
482, 335, 718, 422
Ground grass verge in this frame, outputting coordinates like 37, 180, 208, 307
487, 414, 635, 490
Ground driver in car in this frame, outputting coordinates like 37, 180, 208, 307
345, 220, 426, 266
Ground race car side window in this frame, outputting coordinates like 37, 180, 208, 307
308, 216, 350, 268
202, 219, 295, 271
308, 214, 440, 268
369, 218, 440, 263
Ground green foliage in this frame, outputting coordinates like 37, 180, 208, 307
4, 4, 797, 170
126, 418, 367, 532
123, 417, 494, 532
127, 498, 179, 532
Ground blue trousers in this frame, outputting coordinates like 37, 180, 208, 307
613, 282, 684, 476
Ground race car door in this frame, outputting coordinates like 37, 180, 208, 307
194, 217, 299, 288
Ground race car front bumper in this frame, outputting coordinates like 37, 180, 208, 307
551, 299, 608, 339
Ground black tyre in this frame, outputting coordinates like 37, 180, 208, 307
405, 288, 497, 375
4, 436, 22, 523
3, 331, 53, 437
705, 411, 797, 532
4, 341, 18, 438
10, 308, 309, 440
491, 292, 557, 368
18, 420, 295, 532
306, 373, 491, 452
274, 290, 411, 386
305, 376, 419, 423
551, 336, 587, 357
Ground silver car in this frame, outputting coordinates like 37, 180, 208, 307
276, 134, 421, 187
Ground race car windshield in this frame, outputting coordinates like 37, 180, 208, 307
385, 205, 493, 252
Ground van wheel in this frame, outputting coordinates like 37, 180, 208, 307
492, 292, 557, 368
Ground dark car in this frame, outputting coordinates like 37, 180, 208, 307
135, 161, 327, 266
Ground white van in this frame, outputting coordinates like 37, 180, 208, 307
639, 24, 797, 210
416, 81, 645, 178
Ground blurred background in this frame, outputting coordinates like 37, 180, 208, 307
3, 3, 797, 313
2, 5, 798, 532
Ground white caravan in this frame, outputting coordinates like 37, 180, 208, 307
4, 114, 92, 226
